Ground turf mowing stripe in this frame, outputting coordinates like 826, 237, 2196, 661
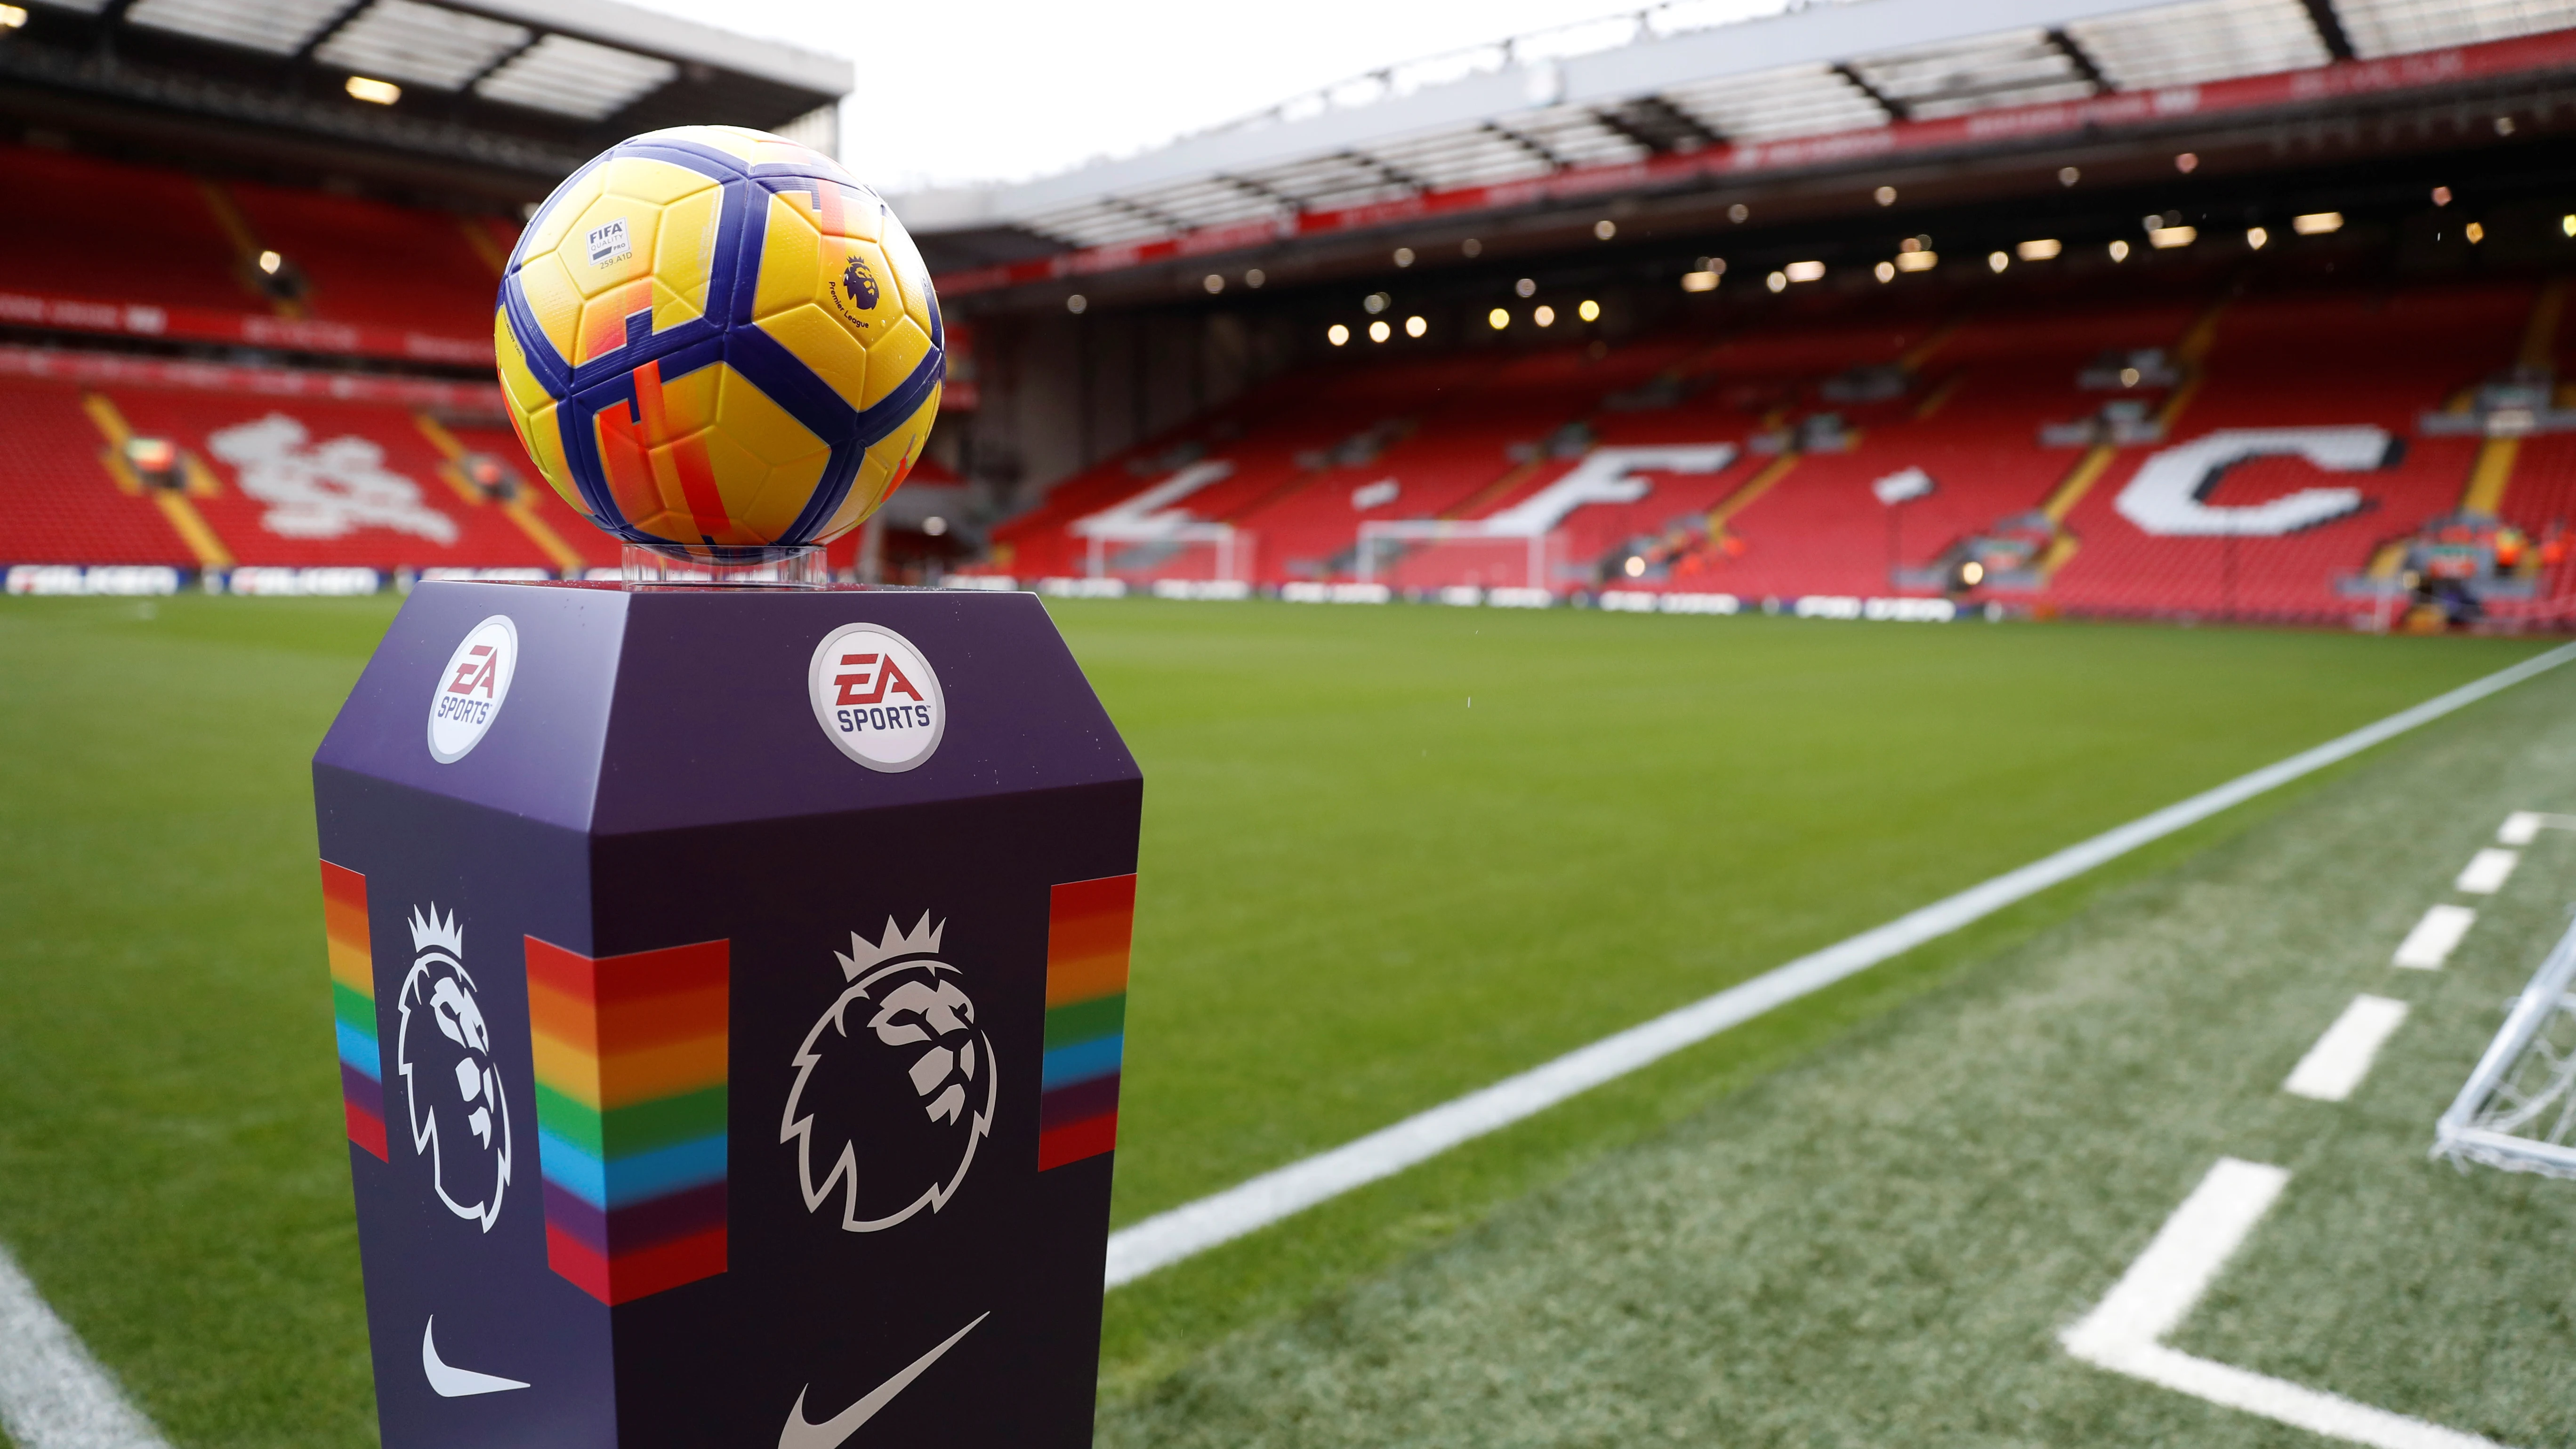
1102, 641, 2576, 1290
0, 1242, 171, 1449
2283, 995, 2410, 1103
2062, 1159, 2508, 1449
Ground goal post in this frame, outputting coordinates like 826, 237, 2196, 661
1356, 521, 1557, 593
2434, 912, 2576, 1179
1077, 521, 1251, 585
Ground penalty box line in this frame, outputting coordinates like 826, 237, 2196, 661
2063, 1159, 2511, 1449
1103, 642, 2576, 1289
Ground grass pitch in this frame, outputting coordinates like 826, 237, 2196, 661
0, 594, 2559, 1447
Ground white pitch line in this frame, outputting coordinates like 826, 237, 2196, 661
0, 1242, 172, 1449
2496, 810, 2576, 846
1102, 642, 2576, 1288
2455, 848, 2520, 895
2394, 905, 2478, 971
2064, 1159, 2511, 1449
2284, 995, 2410, 1102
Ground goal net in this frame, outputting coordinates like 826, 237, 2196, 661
1356, 522, 1561, 593
2434, 913, 2576, 1179
1076, 523, 1252, 587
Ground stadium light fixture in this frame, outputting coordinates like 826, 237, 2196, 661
1065, 294, 1087, 314
1624, 555, 1646, 577
1577, 299, 1600, 322
1368, 319, 1391, 343
1594, 219, 1617, 241
2563, 215, 2575, 238
257, 250, 283, 274
2017, 239, 2061, 261
1363, 292, 1388, 314
1393, 247, 1414, 268
1515, 278, 1536, 298
1405, 314, 1427, 338
1488, 307, 1510, 330
2174, 152, 2198, 173
1245, 268, 1265, 289
1962, 560, 1987, 586
2466, 222, 2487, 244
1987, 251, 2008, 273
1327, 323, 1350, 346
1202, 274, 1224, 294
2059, 166, 2080, 186
2149, 225, 2197, 249
2432, 185, 2453, 206
2496, 116, 2516, 136
0, 5, 26, 27
1785, 260, 1824, 283
2293, 212, 2343, 235
1680, 270, 1719, 293
2108, 240, 2131, 262
2119, 367, 2141, 387
1875, 261, 1895, 283
1874, 185, 1896, 206
1895, 250, 1937, 272
1533, 305, 1557, 327
1462, 238, 1483, 258
345, 75, 401, 104
922, 516, 947, 537
1728, 203, 1749, 223
2246, 226, 2269, 250
1765, 271, 1787, 292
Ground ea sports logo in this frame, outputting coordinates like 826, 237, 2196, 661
781, 914, 994, 1232
808, 624, 944, 772
427, 615, 516, 763
396, 905, 512, 1232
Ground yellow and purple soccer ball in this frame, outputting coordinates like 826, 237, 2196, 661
494, 125, 942, 556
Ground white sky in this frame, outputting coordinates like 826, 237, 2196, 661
617, 0, 1791, 192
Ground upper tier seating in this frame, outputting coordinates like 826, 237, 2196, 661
0, 143, 510, 344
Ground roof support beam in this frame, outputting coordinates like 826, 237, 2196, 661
1484, 120, 1563, 168
1832, 62, 1908, 123
2300, 0, 2357, 61
2046, 28, 2109, 92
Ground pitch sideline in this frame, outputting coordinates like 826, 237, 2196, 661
0, 1242, 171, 1449
1103, 641, 2576, 1288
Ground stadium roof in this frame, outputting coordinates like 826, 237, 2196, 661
900, 0, 2576, 294
0, 0, 850, 188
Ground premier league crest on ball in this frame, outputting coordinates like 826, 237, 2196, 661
395, 904, 512, 1232
781, 913, 995, 1232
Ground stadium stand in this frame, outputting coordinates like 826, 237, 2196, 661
982, 272, 2576, 624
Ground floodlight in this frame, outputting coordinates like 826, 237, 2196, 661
1202, 274, 1224, 294
1785, 260, 1824, 282
1680, 271, 1719, 293
1404, 314, 1427, 338
1765, 271, 1787, 292
1895, 250, 1936, 273
1577, 299, 1599, 322
1393, 247, 1414, 267
1987, 251, 2008, 273
1533, 305, 1556, 327
0, 5, 27, 26
345, 75, 401, 104
1875, 261, 1895, 283
2148, 225, 2197, 249
2467, 222, 2487, 244
1368, 320, 1391, 343
1594, 219, 1616, 240
1874, 185, 1896, 206
2017, 239, 2060, 261
2293, 212, 2342, 235
2246, 226, 2269, 249
258, 250, 284, 274
1488, 308, 1510, 329
1327, 323, 1349, 346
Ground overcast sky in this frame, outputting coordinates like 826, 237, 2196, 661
619, 0, 1790, 193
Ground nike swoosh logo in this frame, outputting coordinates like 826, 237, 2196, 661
777, 1312, 988, 1449
421, 1316, 530, 1397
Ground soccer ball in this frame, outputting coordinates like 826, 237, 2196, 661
493, 125, 943, 557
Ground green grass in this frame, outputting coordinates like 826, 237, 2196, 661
0, 594, 2557, 1447
1093, 621, 2576, 1449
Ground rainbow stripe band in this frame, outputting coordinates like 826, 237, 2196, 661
320, 861, 386, 1161
1039, 875, 1135, 1171
524, 935, 729, 1306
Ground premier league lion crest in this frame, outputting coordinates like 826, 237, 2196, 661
395, 904, 512, 1232
781, 913, 996, 1232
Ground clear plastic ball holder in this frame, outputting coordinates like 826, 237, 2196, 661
620, 542, 831, 589
313, 576, 1141, 1449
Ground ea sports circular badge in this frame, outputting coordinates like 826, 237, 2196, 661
427, 615, 517, 764
808, 623, 944, 772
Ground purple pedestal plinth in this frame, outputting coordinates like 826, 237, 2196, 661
314, 580, 1140, 1449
